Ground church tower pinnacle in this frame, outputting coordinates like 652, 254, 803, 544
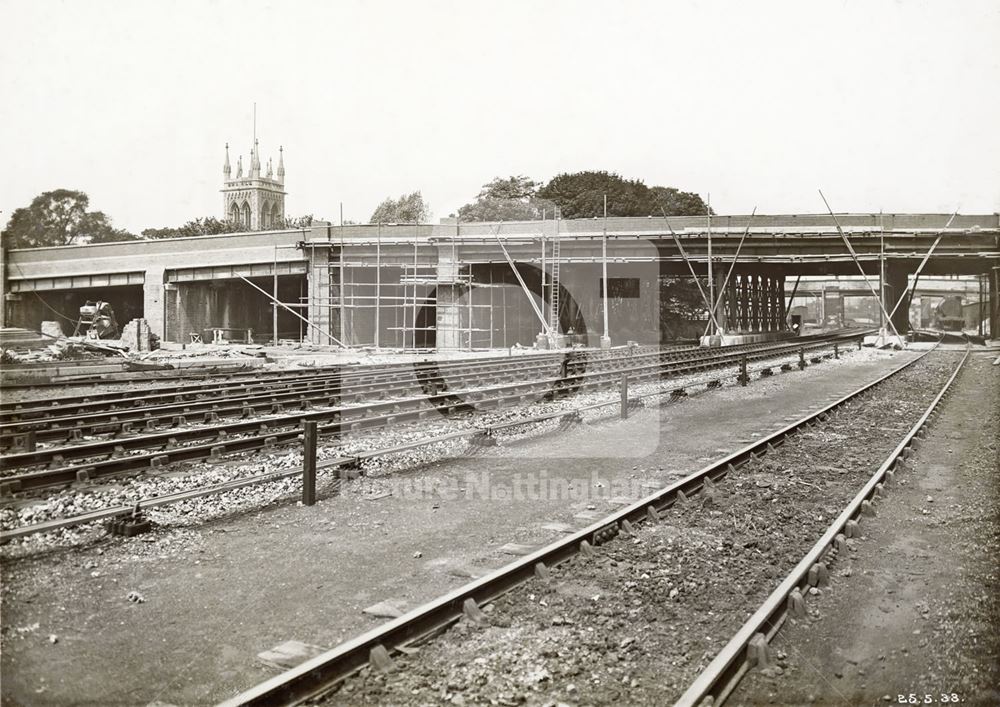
250, 139, 261, 178
221, 130, 286, 231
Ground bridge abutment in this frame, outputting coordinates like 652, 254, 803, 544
886, 262, 911, 336
306, 246, 336, 345
143, 267, 167, 342
990, 266, 999, 339
435, 247, 465, 350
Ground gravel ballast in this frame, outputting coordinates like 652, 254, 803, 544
730, 351, 1000, 707
0, 344, 854, 558
320, 352, 962, 706
0, 347, 921, 706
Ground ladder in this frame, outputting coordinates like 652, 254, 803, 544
548, 235, 561, 332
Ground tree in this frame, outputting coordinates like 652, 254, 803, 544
536, 171, 712, 218
649, 186, 712, 217
537, 171, 651, 219
369, 192, 429, 224
139, 215, 325, 239
457, 175, 546, 222
283, 215, 324, 228
534, 171, 712, 335
659, 277, 711, 339
89, 221, 142, 243
141, 217, 238, 239
1, 189, 138, 248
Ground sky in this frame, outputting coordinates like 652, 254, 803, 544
1, 0, 998, 233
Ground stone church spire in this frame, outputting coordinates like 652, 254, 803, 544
277, 146, 285, 185
221, 130, 286, 231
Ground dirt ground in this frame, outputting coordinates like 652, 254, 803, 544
732, 351, 1000, 706
316, 353, 959, 706
1, 348, 923, 706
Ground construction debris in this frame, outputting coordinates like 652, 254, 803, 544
120, 319, 153, 352
0, 326, 53, 350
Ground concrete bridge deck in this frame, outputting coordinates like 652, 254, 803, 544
2, 213, 998, 347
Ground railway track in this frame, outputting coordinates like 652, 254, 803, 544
0, 344, 682, 415
0, 333, 866, 493
2, 348, 624, 392
0, 346, 650, 425
0, 333, 852, 439
673, 344, 969, 707
2, 343, 699, 392
1, 332, 866, 542
0, 344, 676, 454
212, 340, 954, 707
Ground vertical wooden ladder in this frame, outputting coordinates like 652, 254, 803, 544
548, 235, 561, 333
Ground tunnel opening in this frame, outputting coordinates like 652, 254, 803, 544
7, 285, 145, 338
165, 275, 306, 345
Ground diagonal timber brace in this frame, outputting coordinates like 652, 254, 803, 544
490, 224, 551, 336
661, 209, 723, 335
818, 190, 901, 339
238, 275, 346, 348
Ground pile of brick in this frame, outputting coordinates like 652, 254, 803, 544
120, 318, 153, 352
0, 326, 51, 351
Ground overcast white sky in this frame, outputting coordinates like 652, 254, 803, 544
1, 0, 998, 233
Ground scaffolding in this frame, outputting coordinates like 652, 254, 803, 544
299, 232, 499, 350
262, 220, 568, 351
329, 253, 444, 350
546, 220, 562, 332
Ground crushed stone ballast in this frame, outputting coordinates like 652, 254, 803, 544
674, 344, 969, 707
0, 338, 866, 545
0, 332, 858, 445
0, 333, 866, 492
214, 342, 947, 707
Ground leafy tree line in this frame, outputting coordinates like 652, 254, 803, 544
3, 171, 710, 248
139, 214, 318, 240
368, 191, 429, 224
0, 190, 131, 248
455, 171, 711, 222
0, 189, 320, 249
367, 172, 710, 226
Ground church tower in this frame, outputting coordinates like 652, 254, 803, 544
221, 141, 286, 230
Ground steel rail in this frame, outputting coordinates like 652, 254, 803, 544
0, 427, 508, 542
0, 334, 843, 421
0, 338, 860, 495
0, 346, 657, 419
0, 361, 288, 392
0, 337, 855, 451
0, 349, 641, 442
0, 337, 822, 441
673, 341, 967, 707
0, 335, 866, 487
0, 347, 617, 413
2, 337, 858, 539
485, 341, 852, 434
1, 345, 651, 396
214, 341, 937, 707
0, 357, 366, 396
0, 464, 330, 542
